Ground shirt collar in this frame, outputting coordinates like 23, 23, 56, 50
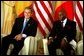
24, 18, 30, 21
61, 18, 67, 23
63, 18, 67, 23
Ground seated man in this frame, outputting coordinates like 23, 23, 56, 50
48, 9, 76, 55
1, 7, 38, 55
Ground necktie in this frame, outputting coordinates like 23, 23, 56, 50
61, 21, 63, 27
21, 19, 28, 33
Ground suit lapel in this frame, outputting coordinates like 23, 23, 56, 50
21, 17, 25, 28
26, 18, 31, 27
64, 19, 70, 29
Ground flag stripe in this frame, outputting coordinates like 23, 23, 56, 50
34, 2, 51, 31
43, 1, 54, 23
79, 1, 83, 8
43, 1, 52, 15
38, 24, 46, 36
77, 1, 83, 16
74, 1, 83, 32
75, 12, 83, 31
76, 4, 83, 27
32, 5, 46, 36
33, 3, 49, 34
48, 1, 53, 11
36, 1, 52, 29
33, 1, 53, 36
40, 1, 53, 25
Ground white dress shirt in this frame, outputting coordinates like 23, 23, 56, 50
61, 18, 68, 42
61, 18, 67, 27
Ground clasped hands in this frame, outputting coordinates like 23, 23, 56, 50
48, 36, 68, 49
48, 36, 58, 45
14, 34, 22, 41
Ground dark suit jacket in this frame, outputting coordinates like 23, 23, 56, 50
7, 17, 38, 38
49, 19, 76, 43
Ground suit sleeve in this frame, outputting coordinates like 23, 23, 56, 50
68, 22, 76, 42
72, 22, 76, 41
10, 18, 18, 35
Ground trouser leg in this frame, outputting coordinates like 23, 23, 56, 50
10, 38, 25, 55
1, 36, 11, 55
61, 44, 75, 55
48, 42, 56, 55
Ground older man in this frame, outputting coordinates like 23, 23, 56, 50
1, 7, 38, 55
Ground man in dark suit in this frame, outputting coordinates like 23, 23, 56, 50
48, 9, 76, 55
1, 7, 38, 55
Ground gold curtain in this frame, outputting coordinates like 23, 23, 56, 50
15, 1, 33, 17
1, 1, 15, 35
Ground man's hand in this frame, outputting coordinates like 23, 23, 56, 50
47, 37, 53, 45
14, 34, 22, 41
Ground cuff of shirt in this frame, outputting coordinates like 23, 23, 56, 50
49, 37, 53, 39
22, 34, 27, 38
63, 37, 68, 42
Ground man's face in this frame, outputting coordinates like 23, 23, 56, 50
24, 9, 32, 19
58, 11, 66, 21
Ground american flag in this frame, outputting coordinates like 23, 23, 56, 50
74, 1, 83, 32
33, 1, 53, 37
